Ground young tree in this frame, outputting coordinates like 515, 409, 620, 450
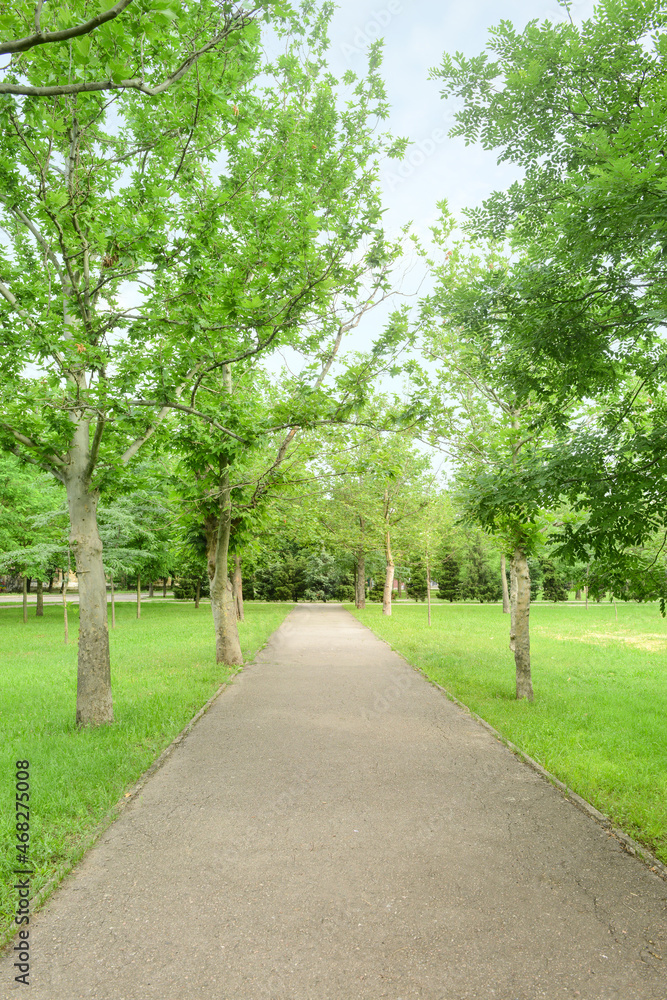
429, 0, 667, 604
418, 229, 571, 699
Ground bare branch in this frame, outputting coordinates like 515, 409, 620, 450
8, 443, 65, 483
0, 280, 35, 325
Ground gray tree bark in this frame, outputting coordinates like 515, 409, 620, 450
355, 516, 366, 609
382, 527, 394, 616
501, 552, 510, 614
511, 548, 533, 701
36, 579, 44, 616
509, 559, 517, 652
426, 554, 432, 627
64, 422, 113, 726
232, 554, 244, 621
62, 569, 70, 645
195, 579, 201, 609
206, 472, 243, 666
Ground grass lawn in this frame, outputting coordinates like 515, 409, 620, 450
0, 600, 292, 940
350, 599, 667, 865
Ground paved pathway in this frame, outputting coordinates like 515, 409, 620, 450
2, 605, 667, 999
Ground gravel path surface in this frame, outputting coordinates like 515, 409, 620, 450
2, 604, 666, 999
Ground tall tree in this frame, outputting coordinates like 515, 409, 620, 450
0, 4, 403, 723
429, 0, 667, 602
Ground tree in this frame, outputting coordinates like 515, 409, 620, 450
459, 535, 502, 604
0, 3, 404, 723
429, 0, 667, 606
0, 1, 263, 95
540, 558, 569, 602
0, 453, 67, 618
436, 553, 461, 602
405, 558, 427, 601
417, 227, 574, 699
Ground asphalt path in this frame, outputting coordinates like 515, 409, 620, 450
2, 605, 666, 999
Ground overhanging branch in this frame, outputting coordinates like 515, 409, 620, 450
0, 0, 135, 54
0, 8, 257, 96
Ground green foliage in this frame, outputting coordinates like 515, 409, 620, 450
253, 542, 344, 602
459, 539, 502, 603
435, 553, 461, 602
0, 453, 68, 578
406, 558, 427, 601
428, 1, 667, 593
540, 559, 569, 603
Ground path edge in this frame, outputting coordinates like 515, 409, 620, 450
1, 665, 244, 954
424, 672, 667, 881
347, 607, 667, 883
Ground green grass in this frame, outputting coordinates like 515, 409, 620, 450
350, 600, 667, 865
0, 600, 292, 938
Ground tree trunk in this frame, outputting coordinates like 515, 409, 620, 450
148, 579, 154, 598
575, 588, 582, 600
511, 548, 533, 701
22, 575, 27, 624
501, 552, 510, 614
509, 559, 517, 652
110, 570, 116, 629
136, 573, 141, 619
355, 516, 366, 609
63, 570, 69, 645
397, 575, 402, 597
36, 579, 44, 616
382, 527, 394, 616
205, 474, 243, 666
355, 551, 366, 609
195, 579, 201, 609
232, 554, 244, 621
163, 577, 167, 598
65, 449, 113, 727
48, 575, 54, 593
426, 554, 432, 626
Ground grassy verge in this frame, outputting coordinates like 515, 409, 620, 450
350, 600, 667, 864
0, 600, 292, 938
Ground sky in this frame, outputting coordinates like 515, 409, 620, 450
326, 0, 597, 234
298, 0, 599, 354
